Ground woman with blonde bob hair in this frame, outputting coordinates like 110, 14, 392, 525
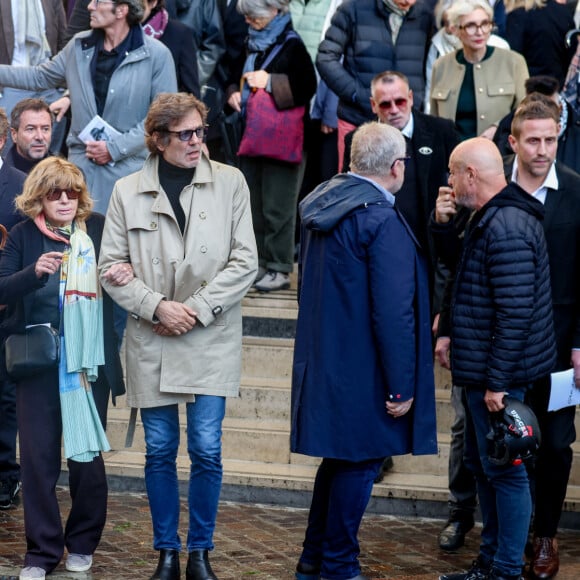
15, 157, 93, 222
0, 157, 126, 580
430, 0, 529, 140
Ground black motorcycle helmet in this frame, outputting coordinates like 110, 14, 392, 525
486, 397, 542, 466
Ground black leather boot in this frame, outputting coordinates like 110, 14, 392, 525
186, 549, 218, 580
150, 549, 181, 580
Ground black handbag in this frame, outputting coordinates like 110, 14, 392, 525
4, 325, 60, 379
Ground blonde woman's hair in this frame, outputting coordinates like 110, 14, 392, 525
505, 0, 546, 13
15, 157, 93, 221
447, 0, 493, 27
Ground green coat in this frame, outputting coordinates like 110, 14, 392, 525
430, 47, 528, 136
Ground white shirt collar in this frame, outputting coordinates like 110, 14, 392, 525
510, 157, 559, 205
400, 113, 414, 140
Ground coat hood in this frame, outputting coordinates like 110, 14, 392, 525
483, 181, 545, 222
299, 173, 388, 232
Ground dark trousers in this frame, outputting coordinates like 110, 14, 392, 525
447, 385, 477, 519
299, 457, 384, 580
240, 155, 304, 274
526, 375, 576, 538
0, 378, 19, 482
16, 369, 108, 572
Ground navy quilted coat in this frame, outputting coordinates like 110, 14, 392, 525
316, 0, 434, 125
449, 183, 557, 392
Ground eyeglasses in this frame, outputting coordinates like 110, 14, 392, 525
377, 97, 408, 110
164, 126, 208, 142
45, 188, 81, 201
458, 20, 494, 35
390, 156, 411, 170
91, 0, 116, 6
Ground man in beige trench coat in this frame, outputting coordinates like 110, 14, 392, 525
99, 92, 258, 580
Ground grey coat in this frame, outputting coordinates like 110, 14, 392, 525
0, 30, 177, 214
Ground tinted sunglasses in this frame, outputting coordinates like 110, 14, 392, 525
45, 188, 81, 201
377, 98, 408, 110
165, 126, 208, 142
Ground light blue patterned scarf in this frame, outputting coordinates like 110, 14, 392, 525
58, 223, 110, 462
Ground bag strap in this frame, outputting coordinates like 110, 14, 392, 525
261, 30, 299, 70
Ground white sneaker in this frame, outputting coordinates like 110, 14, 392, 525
65, 553, 93, 572
19, 566, 45, 580
254, 271, 290, 292
253, 265, 267, 286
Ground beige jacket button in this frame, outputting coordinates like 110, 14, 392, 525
150, 222, 157, 229
200, 246, 207, 253
199, 211, 206, 220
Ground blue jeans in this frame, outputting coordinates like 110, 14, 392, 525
141, 396, 226, 552
299, 457, 384, 580
464, 387, 531, 577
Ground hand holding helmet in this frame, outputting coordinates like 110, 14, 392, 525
486, 396, 541, 466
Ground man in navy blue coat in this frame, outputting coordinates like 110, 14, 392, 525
291, 122, 437, 580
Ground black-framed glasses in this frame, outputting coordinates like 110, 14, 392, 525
390, 156, 411, 170
164, 126, 208, 142
92, 0, 115, 6
377, 97, 408, 110
458, 20, 494, 35
45, 188, 81, 201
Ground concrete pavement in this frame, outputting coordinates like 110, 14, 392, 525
2, 488, 580, 579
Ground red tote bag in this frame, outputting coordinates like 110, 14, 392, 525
237, 89, 305, 164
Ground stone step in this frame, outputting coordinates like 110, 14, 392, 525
97, 450, 580, 520
241, 337, 294, 380
99, 285, 580, 525
105, 403, 580, 487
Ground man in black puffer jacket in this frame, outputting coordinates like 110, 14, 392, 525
436, 138, 556, 580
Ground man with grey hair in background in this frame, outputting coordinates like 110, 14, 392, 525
291, 122, 437, 580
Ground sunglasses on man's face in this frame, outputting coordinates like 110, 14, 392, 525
165, 126, 208, 142
377, 97, 409, 110
45, 188, 81, 201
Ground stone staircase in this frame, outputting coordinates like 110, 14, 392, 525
91, 282, 580, 527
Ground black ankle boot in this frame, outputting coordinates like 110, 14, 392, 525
150, 549, 181, 580
186, 549, 218, 580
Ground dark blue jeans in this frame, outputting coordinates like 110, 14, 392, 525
299, 457, 384, 580
464, 386, 531, 577
141, 396, 225, 552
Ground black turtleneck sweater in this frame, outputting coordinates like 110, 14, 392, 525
3, 145, 46, 175
158, 156, 196, 234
